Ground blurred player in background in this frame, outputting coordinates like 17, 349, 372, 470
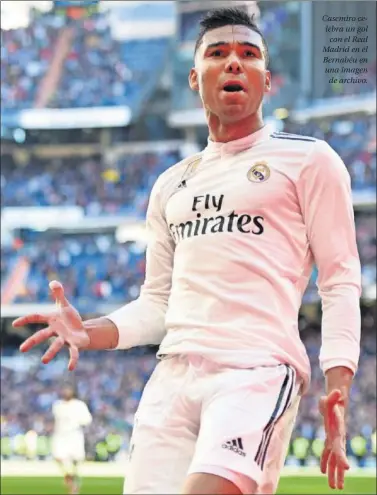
52, 384, 92, 495
14, 7, 361, 495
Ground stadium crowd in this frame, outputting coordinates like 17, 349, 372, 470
1, 6, 171, 111
48, 15, 131, 109
13, 234, 145, 306
3, 2, 374, 115
1, 312, 376, 464
1, 10, 61, 110
1, 150, 180, 215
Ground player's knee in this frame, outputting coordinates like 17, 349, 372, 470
182, 473, 246, 495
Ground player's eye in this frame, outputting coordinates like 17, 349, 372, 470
244, 50, 255, 57
211, 49, 224, 57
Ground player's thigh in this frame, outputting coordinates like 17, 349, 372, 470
71, 440, 85, 463
258, 394, 300, 494
182, 472, 256, 494
124, 359, 199, 495
187, 364, 300, 495
51, 435, 70, 461
124, 413, 196, 495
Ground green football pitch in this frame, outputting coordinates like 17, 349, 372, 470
1, 476, 376, 495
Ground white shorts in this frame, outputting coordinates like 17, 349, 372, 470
124, 355, 301, 494
51, 433, 86, 463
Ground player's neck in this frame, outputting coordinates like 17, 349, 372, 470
207, 112, 264, 143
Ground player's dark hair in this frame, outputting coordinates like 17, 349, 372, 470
62, 382, 77, 398
194, 7, 269, 67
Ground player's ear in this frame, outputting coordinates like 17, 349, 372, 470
189, 68, 199, 92
264, 70, 271, 94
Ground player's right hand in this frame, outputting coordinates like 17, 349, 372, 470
12, 280, 89, 371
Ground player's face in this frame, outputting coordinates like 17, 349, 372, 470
62, 386, 74, 401
190, 25, 271, 123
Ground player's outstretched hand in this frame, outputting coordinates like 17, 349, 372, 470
319, 389, 349, 490
12, 280, 89, 371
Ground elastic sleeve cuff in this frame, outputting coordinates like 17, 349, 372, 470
105, 310, 141, 350
320, 358, 357, 376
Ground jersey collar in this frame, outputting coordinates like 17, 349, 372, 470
203, 125, 271, 157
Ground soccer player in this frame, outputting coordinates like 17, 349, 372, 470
13, 8, 361, 495
51, 384, 92, 495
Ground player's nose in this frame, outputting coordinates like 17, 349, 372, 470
225, 56, 243, 74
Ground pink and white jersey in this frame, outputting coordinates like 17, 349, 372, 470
108, 126, 361, 391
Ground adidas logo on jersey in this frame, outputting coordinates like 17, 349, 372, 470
222, 438, 246, 457
177, 179, 187, 189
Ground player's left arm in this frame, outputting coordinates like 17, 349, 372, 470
297, 140, 361, 490
78, 401, 93, 427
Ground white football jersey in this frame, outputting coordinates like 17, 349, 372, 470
52, 399, 92, 436
108, 126, 361, 392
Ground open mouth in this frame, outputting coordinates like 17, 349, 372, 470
223, 83, 245, 93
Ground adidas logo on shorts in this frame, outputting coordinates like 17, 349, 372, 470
222, 438, 246, 457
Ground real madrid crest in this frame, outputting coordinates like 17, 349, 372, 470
247, 161, 270, 183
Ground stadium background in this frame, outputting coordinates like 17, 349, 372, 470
1, 1, 376, 494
